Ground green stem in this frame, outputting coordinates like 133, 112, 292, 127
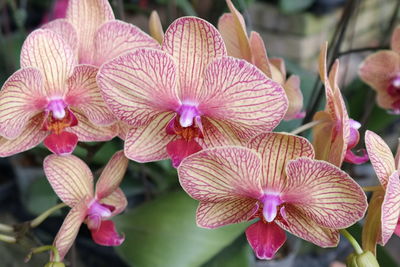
290, 120, 322, 135
0, 223, 13, 233
0, 233, 16, 243
362, 185, 383, 192
25, 245, 61, 263
340, 229, 363, 255
30, 203, 67, 228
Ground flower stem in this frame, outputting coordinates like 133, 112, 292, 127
0, 233, 16, 243
340, 229, 363, 255
0, 223, 13, 233
25, 245, 61, 263
362, 185, 383, 192
290, 120, 322, 135
30, 203, 67, 228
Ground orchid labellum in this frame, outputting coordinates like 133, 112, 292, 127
0, 29, 117, 156
363, 130, 400, 249
218, 0, 304, 120
312, 43, 369, 166
178, 132, 367, 259
359, 26, 400, 113
43, 151, 128, 260
97, 17, 288, 167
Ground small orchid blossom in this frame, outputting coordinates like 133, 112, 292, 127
217, 0, 304, 120
359, 26, 400, 113
364, 130, 400, 246
312, 43, 369, 166
178, 132, 367, 259
0, 29, 118, 156
97, 17, 288, 167
43, 151, 128, 260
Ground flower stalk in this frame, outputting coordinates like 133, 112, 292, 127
0, 233, 16, 243
362, 186, 384, 192
0, 223, 14, 233
340, 229, 363, 255
290, 120, 322, 135
30, 203, 67, 228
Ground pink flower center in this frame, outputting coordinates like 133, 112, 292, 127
43, 99, 77, 134
46, 99, 67, 120
261, 193, 283, 223
178, 104, 200, 128
387, 75, 400, 97
86, 200, 115, 231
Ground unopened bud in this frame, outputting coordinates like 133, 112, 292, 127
346, 251, 380, 267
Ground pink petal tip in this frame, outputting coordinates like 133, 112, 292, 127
91, 220, 125, 246
166, 138, 202, 168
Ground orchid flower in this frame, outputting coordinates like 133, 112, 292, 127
178, 132, 367, 259
363, 130, 400, 247
0, 29, 117, 156
359, 26, 400, 114
218, 0, 304, 120
97, 17, 288, 167
43, 150, 128, 260
312, 43, 369, 166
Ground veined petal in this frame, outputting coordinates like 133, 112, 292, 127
149, 10, 164, 45
283, 157, 367, 229
200, 56, 288, 139
90, 220, 124, 246
246, 221, 286, 260
97, 49, 179, 126
66, 0, 114, 63
196, 199, 258, 228
391, 26, 400, 54
247, 132, 314, 190
41, 19, 78, 53
269, 58, 286, 83
68, 109, 118, 142
380, 171, 400, 245
0, 68, 45, 138
117, 121, 131, 140
67, 65, 115, 125
359, 51, 400, 93
100, 188, 127, 216
312, 111, 334, 162
53, 199, 88, 260
283, 75, 305, 120
0, 114, 47, 157
20, 29, 76, 96
44, 154, 94, 207
124, 112, 176, 162
199, 117, 243, 148
178, 146, 263, 201
365, 130, 396, 187
362, 190, 384, 255
249, 31, 272, 78
275, 206, 339, 247
162, 17, 226, 100
96, 151, 128, 200
92, 20, 160, 66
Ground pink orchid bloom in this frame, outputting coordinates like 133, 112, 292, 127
364, 130, 400, 246
0, 29, 118, 156
97, 17, 288, 167
178, 132, 367, 259
218, 0, 304, 120
313, 43, 369, 166
359, 26, 400, 113
43, 150, 128, 260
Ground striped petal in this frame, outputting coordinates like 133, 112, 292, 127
100, 188, 127, 217
199, 117, 243, 148
68, 109, 118, 142
0, 68, 45, 138
124, 112, 176, 163
247, 132, 314, 190
96, 151, 128, 200
391, 26, 400, 54
275, 206, 339, 247
283, 75, 305, 120
283, 157, 367, 229
41, 19, 78, 54
249, 31, 272, 78
20, 29, 76, 96
365, 130, 396, 187
53, 199, 88, 260
0, 114, 47, 157
162, 17, 226, 100
178, 146, 263, 201
149, 10, 164, 45
380, 171, 400, 245
66, 65, 115, 125
97, 49, 179, 126
200, 56, 287, 139
92, 20, 160, 66
44, 154, 94, 207
66, 0, 114, 63
196, 198, 259, 228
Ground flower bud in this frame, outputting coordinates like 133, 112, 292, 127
44, 262, 65, 267
346, 251, 380, 267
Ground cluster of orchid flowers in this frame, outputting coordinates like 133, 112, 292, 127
0, 0, 399, 265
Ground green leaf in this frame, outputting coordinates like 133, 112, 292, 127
115, 191, 249, 267
278, 0, 314, 14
